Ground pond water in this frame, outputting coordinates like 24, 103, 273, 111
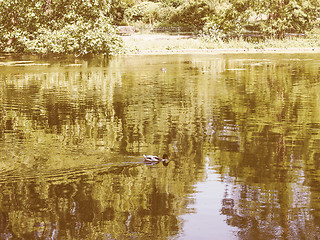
0, 53, 320, 239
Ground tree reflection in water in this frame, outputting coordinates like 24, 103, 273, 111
0, 54, 320, 239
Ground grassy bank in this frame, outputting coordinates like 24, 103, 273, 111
122, 31, 320, 54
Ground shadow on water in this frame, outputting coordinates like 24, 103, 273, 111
0, 154, 185, 239
1, 53, 320, 239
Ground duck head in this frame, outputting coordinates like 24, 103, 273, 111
162, 154, 169, 160
162, 154, 170, 166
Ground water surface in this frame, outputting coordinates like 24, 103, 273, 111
1, 53, 320, 239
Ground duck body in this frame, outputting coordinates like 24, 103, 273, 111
143, 154, 169, 165
143, 155, 162, 162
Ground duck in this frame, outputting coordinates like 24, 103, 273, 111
143, 154, 170, 166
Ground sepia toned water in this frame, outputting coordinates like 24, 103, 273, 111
0, 53, 320, 239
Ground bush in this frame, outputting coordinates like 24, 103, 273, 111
169, 0, 214, 30
23, 19, 121, 55
201, 0, 320, 40
204, 1, 250, 38
160, 0, 184, 8
259, 0, 319, 38
109, 0, 137, 25
124, 1, 169, 24
200, 22, 226, 42
0, 0, 123, 56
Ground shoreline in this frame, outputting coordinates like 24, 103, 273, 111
125, 47, 320, 55
1, 47, 319, 59
122, 33, 320, 56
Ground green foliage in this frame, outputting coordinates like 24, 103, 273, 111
1, 0, 319, 53
204, 1, 250, 37
159, 0, 184, 7
258, 0, 319, 38
200, 22, 226, 42
169, 0, 214, 30
123, 0, 213, 30
25, 20, 122, 55
0, 0, 123, 55
109, 0, 137, 25
124, 1, 171, 24
201, 0, 319, 40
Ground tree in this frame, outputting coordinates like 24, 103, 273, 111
0, 0, 123, 55
259, 0, 319, 38
202, 0, 319, 39
169, 0, 214, 30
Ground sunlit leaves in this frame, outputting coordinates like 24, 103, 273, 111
0, 0, 123, 55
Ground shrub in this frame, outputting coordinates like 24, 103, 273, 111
258, 0, 319, 38
0, 0, 123, 56
124, 1, 167, 24
201, 0, 320, 40
169, 0, 214, 31
23, 19, 122, 56
200, 22, 226, 42
110, 0, 137, 25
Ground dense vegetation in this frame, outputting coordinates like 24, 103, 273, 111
0, 0, 319, 55
0, 0, 123, 55
114, 0, 319, 37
